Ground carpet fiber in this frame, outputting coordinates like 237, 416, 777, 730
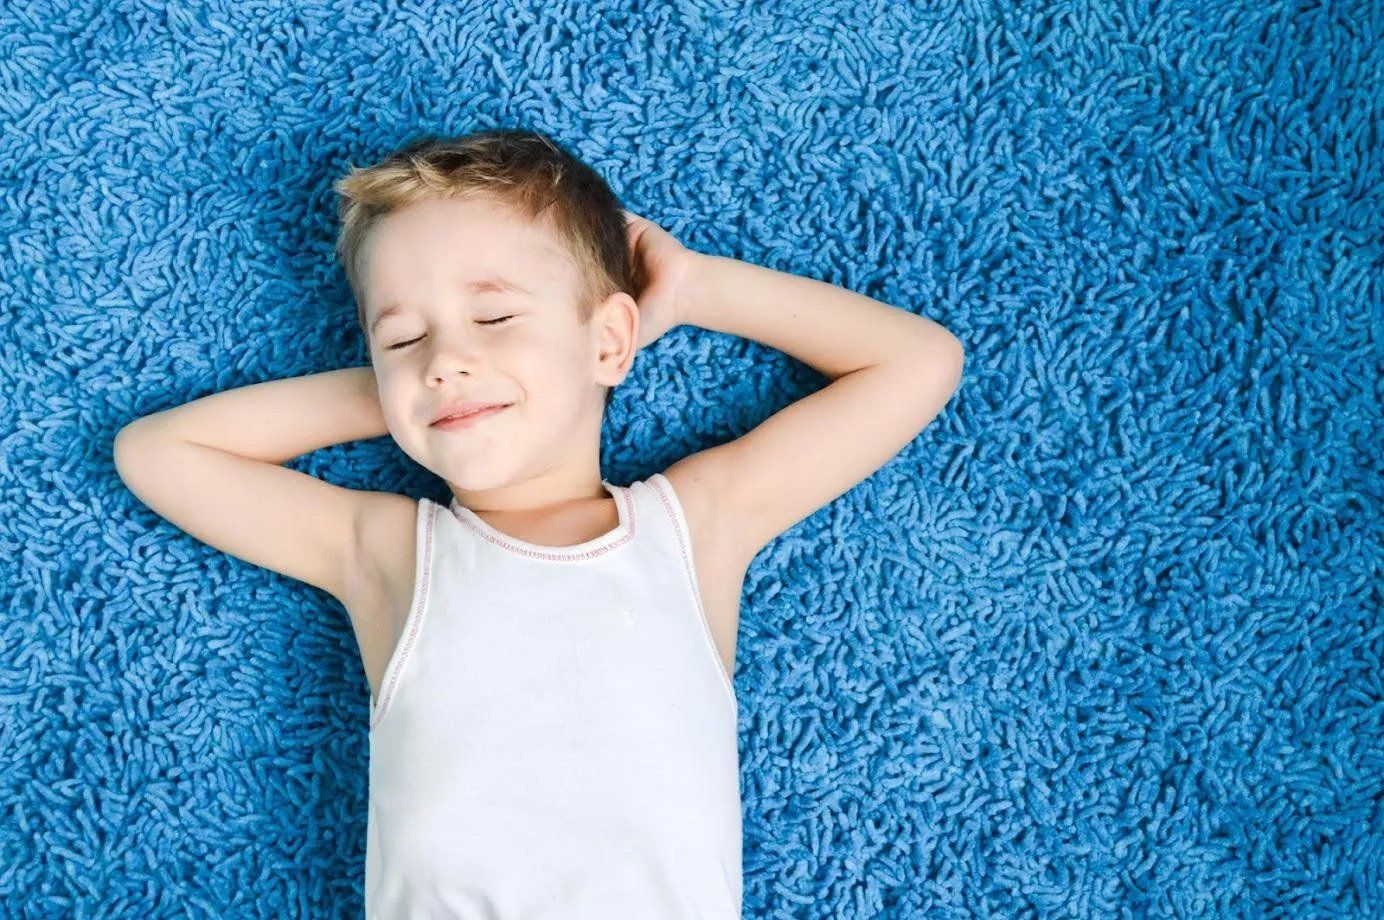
2, 0, 1379, 916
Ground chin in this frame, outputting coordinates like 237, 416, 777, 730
434, 462, 513, 492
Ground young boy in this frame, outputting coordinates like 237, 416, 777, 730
113, 129, 964, 918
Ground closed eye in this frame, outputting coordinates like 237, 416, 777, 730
385, 315, 515, 351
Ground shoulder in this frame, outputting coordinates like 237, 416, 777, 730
656, 449, 758, 578
345, 491, 428, 632
337, 492, 431, 702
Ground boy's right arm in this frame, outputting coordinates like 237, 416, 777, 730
112, 367, 392, 609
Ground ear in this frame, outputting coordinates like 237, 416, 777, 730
592, 290, 639, 387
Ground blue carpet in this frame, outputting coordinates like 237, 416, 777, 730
2, 0, 1380, 916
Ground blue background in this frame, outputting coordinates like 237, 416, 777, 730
2, 0, 1379, 916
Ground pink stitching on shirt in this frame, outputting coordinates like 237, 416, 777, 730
370, 500, 436, 732
449, 486, 635, 561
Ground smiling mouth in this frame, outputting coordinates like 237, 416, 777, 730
432, 404, 513, 429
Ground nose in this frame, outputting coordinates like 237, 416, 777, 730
423, 328, 486, 384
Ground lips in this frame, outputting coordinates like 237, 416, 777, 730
431, 401, 514, 426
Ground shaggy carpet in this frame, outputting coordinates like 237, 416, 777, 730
1, 0, 1379, 916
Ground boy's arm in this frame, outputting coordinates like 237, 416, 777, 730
666, 253, 964, 563
112, 367, 392, 606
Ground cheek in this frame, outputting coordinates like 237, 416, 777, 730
530, 325, 587, 367
513, 343, 583, 402
375, 378, 415, 428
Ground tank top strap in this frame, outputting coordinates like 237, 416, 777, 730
626, 472, 696, 560
628, 472, 738, 709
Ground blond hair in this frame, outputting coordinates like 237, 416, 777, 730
334, 129, 634, 405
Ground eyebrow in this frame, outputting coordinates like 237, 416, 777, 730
368, 275, 535, 336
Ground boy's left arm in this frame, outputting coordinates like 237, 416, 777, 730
667, 251, 964, 562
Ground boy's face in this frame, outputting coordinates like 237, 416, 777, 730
359, 195, 634, 490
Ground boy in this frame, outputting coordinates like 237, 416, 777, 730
114, 128, 964, 917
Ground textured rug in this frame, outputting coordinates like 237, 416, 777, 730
2, 0, 1379, 916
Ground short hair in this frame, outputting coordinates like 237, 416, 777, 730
333, 128, 631, 407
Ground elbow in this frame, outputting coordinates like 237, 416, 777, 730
937, 335, 965, 396
914, 320, 964, 372
113, 419, 164, 484
112, 424, 143, 484
947, 334, 965, 367
935, 332, 965, 382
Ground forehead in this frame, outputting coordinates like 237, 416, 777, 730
361, 197, 576, 323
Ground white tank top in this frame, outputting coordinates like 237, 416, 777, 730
364, 473, 742, 918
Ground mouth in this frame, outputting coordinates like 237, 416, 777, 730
431, 403, 513, 430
